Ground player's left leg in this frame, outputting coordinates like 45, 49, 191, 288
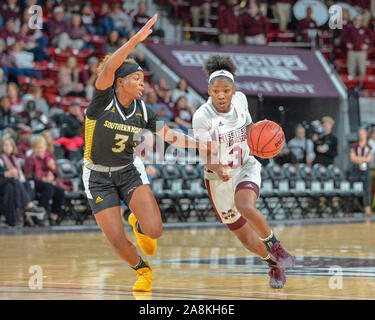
230, 221, 286, 289
234, 185, 295, 270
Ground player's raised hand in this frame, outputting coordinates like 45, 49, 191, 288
134, 14, 158, 43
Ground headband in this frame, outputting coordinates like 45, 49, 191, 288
208, 69, 234, 83
115, 62, 143, 81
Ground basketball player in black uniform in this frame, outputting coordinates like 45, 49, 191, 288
82, 15, 209, 292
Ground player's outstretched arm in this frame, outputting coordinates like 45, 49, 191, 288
95, 14, 157, 90
156, 124, 215, 153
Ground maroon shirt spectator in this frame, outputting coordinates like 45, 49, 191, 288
241, 9, 269, 37
24, 150, 59, 182
342, 22, 375, 51
218, 2, 242, 35
17, 127, 33, 161
0, 0, 21, 22
67, 14, 89, 40
47, 7, 69, 39
0, 20, 24, 47
133, 1, 151, 31
297, 7, 318, 42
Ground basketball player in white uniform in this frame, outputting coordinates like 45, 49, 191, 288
192, 55, 295, 288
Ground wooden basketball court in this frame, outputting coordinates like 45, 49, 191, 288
0, 220, 374, 300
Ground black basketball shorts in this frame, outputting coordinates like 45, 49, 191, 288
82, 157, 149, 214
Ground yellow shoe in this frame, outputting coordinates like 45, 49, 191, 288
133, 262, 153, 292
128, 213, 157, 256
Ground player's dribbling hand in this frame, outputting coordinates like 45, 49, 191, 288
134, 14, 158, 43
217, 165, 232, 182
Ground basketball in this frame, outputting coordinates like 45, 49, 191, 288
247, 120, 285, 158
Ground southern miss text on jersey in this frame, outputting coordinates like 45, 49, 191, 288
84, 87, 159, 167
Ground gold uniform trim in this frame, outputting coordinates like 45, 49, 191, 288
84, 117, 97, 163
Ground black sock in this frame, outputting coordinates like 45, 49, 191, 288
261, 254, 277, 266
131, 256, 149, 270
136, 221, 144, 234
260, 231, 280, 251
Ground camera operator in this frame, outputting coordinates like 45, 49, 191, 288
312, 116, 338, 166
288, 123, 315, 165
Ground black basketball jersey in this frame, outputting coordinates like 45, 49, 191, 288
84, 87, 161, 167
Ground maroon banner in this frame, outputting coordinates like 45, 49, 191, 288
147, 44, 340, 98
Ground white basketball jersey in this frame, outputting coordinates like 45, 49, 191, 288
192, 91, 253, 175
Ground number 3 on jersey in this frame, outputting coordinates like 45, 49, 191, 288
112, 134, 129, 153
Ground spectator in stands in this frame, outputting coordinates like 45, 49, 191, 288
131, 45, 150, 71
112, 3, 134, 37
171, 78, 197, 111
133, 1, 151, 31
335, 8, 352, 47
106, 29, 123, 54
0, 136, 45, 226
42, 130, 55, 155
173, 96, 193, 133
241, 2, 269, 45
312, 116, 338, 166
272, 0, 295, 31
80, 2, 96, 34
0, 96, 20, 135
342, 14, 374, 77
349, 0, 371, 26
249, 0, 267, 16
21, 6, 48, 49
156, 80, 175, 111
24, 136, 65, 226
191, 1, 212, 28
0, 19, 24, 47
0, 68, 7, 97
287, 124, 315, 165
8, 82, 23, 114
22, 86, 49, 116
296, 7, 319, 43
218, 0, 241, 45
48, 6, 70, 49
0, 38, 41, 79
349, 127, 373, 216
54, 99, 84, 156
58, 56, 85, 97
65, 14, 90, 50
95, 2, 116, 36
8, 41, 35, 72
145, 90, 173, 123
19, 96, 50, 134
16, 126, 33, 161
0, 0, 21, 28
19, 23, 51, 62
80, 56, 98, 100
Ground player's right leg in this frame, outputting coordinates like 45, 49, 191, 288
230, 222, 286, 289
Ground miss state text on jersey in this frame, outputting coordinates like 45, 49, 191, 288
84, 87, 159, 167
192, 91, 252, 169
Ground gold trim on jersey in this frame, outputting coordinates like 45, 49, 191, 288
84, 117, 97, 163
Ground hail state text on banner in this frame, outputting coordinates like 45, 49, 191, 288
147, 44, 339, 99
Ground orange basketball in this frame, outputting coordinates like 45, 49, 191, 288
247, 120, 285, 159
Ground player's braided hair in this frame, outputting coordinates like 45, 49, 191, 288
204, 55, 237, 78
